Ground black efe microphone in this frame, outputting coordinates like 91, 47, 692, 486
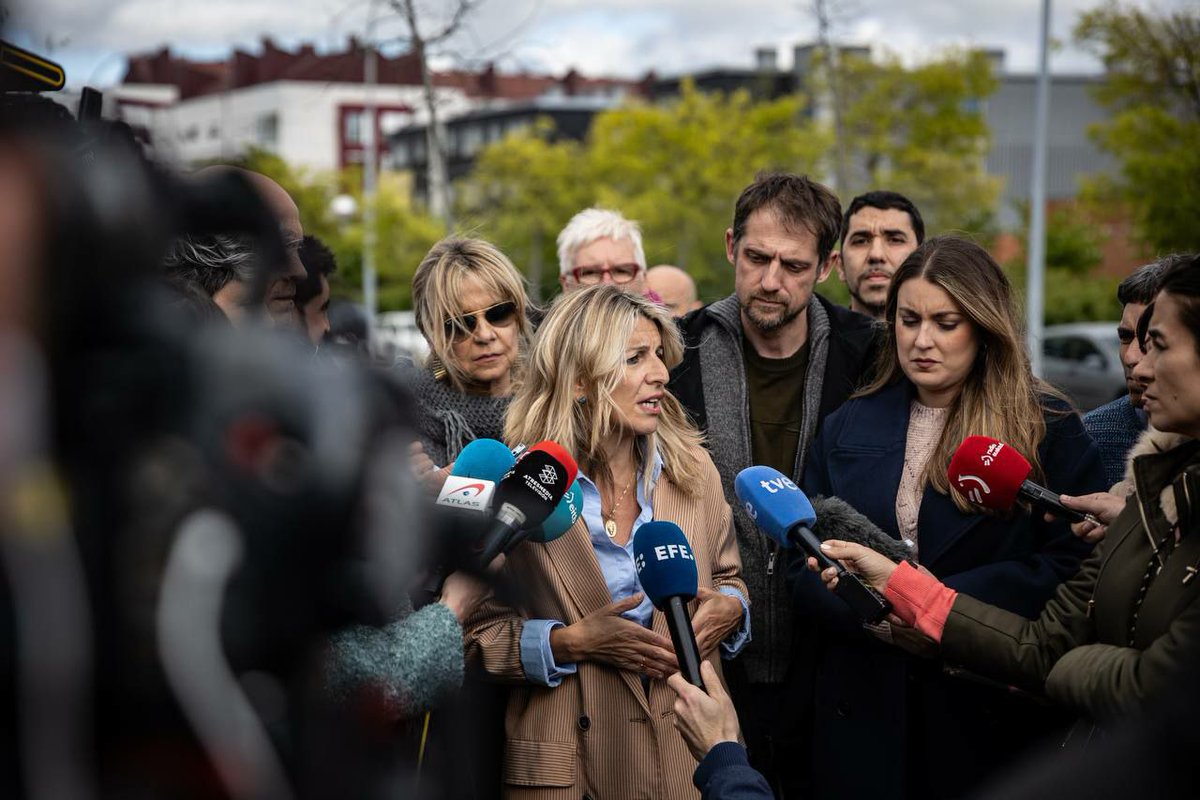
633, 521, 704, 686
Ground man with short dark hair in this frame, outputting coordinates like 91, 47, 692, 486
670, 171, 881, 796
296, 235, 338, 346
833, 190, 924, 318
1082, 256, 1181, 486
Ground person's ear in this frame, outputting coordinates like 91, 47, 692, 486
725, 228, 736, 266
831, 251, 845, 282
817, 255, 835, 285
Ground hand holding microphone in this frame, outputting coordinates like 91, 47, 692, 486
807, 539, 899, 595
667, 661, 742, 764
947, 436, 1100, 526
735, 466, 893, 624
1051, 492, 1127, 543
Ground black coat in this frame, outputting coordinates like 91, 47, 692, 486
790, 379, 1107, 800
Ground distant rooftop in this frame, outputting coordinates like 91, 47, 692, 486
122, 37, 649, 102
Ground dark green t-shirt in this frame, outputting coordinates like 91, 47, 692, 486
744, 335, 811, 477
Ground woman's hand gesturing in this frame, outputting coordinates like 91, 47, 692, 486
550, 593, 679, 679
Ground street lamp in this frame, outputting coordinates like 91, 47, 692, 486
330, 192, 375, 332
330, 193, 358, 224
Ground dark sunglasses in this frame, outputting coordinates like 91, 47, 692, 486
444, 300, 518, 340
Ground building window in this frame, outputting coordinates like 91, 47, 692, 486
344, 111, 363, 145
462, 123, 483, 154
393, 141, 410, 167
256, 113, 278, 147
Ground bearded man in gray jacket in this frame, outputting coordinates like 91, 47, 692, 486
670, 172, 882, 799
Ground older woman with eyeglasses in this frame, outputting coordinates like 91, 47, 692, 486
401, 237, 533, 475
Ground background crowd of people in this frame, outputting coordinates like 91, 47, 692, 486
3, 67, 1200, 800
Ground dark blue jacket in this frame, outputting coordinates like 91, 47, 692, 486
1083, 395, 1147, 487
788, 379, 1107, 800
694, 743, 774, 800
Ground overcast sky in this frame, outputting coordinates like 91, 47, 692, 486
6, 0, 1191, 90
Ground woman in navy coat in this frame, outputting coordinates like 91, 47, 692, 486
789, 236, 1106, 800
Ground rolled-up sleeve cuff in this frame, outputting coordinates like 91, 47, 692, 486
717, 587, 752, 659
884, 561, 957, 643
519, 619, 577, 687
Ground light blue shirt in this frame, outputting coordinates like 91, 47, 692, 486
519, 450, 751, 687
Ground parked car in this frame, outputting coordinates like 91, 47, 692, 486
1041, 322, 1127, 412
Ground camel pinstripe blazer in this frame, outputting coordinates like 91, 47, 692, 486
465, 447, 747, 800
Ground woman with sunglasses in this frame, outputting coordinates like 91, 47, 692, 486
403, 237, 532, 473
810, 253, 1200, 762
465, 285, 748, 800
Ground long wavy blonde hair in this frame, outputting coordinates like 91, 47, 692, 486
857, 235, 1066, 513
505, 285, 705, 494
411, 237, 533, 393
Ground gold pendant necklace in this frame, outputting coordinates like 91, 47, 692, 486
603, 475, 634, 539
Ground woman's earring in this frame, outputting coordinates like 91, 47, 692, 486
576, 395, 587, 405
428, 354, 448, 381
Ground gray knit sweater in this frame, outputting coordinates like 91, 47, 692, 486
393, 357, 511, 466
695, 294, 833, 684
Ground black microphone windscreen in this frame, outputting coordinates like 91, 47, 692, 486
493, 447, 572, 528
811, 495, 915, 564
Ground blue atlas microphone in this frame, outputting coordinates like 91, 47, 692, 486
435, 438, 516, 512
633, 521, 703, 687
735, 466, 892, 624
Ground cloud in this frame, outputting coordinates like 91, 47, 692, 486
6, 0, 1195, 88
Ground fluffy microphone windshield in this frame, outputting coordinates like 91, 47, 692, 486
633, 521, 699, 610
947, 435, 1030, 511
810, 495, 915, 564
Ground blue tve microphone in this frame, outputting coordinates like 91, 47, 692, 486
634, 521, 703, 686
735, 466, 891, 624
435, 438, 516, 512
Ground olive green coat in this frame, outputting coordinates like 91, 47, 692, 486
941, 438, 1200, 721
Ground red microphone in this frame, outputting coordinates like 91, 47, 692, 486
947, 436, 1094, 524
477, 440, 579, 566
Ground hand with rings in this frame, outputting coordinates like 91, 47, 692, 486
547, 593, 678, 679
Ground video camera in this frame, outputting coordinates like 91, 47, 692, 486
1, 42, 475, 799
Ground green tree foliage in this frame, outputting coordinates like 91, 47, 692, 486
461, 54, 1000, 306
584, 86, 828, 300
833, 48, 1002, 235
459, 84, 826, 302
1006, 204, 1119, 325
237, 147, 443, 309
1074, 2, 1200, 253
458, 119, 591, 302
